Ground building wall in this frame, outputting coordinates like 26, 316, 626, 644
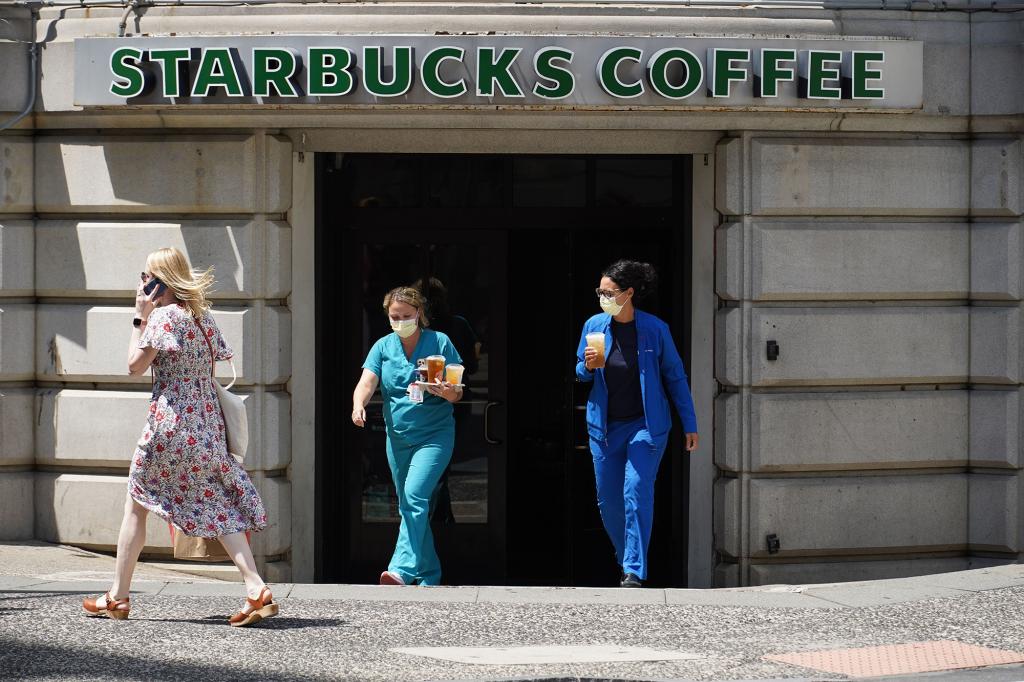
28, 134, 294, 579
1, 4, 296, 576
713, 12, 1024, 580
1, 3, 1021, 585
0, 4, 35, 540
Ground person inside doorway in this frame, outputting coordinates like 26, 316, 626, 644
351, 286, 464, 585
413, 276, 480, 527
414, 277, 479, 377
575, 260, 699, 588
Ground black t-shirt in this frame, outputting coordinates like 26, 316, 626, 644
606, 320, 644, 421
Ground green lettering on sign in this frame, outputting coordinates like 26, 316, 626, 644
191, 48, 244, 97
476, 47, 524, 97
647, 47, 702, 100
253, 48, 299, 97
421, 46, 467, 98
148, 48, 190, 98
363, 46, 414, 97
307, 47, 354, 96
533, 47, 575, 100
852, 51, 884, 99
597, 47, 644, 98
709, 48, 750, 98
758, 48, 796, 98
109, 46, 145, 98
806, 50, 842, 99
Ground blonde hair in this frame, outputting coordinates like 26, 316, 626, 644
382, 286, 430, 328
146, 247, 215, 319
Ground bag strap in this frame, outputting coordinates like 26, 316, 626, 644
194, 316, 216, 378
194, 315, 238, 390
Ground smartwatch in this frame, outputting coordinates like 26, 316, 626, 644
133, 317, 144, 328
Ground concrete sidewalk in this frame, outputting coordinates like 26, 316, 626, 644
2, 542, 1023, 681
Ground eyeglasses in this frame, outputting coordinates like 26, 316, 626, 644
595, 288, 624, 298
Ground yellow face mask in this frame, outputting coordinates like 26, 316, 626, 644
390, 318, 418, 338
599, 292, 628, 316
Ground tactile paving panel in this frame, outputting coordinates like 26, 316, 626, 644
765, 640, 1024, 678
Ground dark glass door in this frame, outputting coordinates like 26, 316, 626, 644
506, 228, 687, 588
317, 154, 690, 587
322, 227, 507, 585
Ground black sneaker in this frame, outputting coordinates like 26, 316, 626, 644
620, 572, 643, 588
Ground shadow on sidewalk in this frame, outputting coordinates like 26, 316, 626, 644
0, 637, 326, 682
0, 591, 96, 599
1, 591, 348, 629
131, 615, 348, 630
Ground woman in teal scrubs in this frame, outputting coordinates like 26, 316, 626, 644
351, 286, 463, 585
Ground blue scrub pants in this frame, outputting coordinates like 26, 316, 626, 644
385, 430, 454, 585
590, 416, 668, 581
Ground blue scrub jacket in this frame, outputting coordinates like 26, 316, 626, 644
575, 310, 698, 441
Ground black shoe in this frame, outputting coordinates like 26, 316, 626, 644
620, 572, 643, 588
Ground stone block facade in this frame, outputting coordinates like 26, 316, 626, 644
33, 136, 291, 214
1, 2, 1022, 586
0, 122, 294, 576
35, 304, 290, 385
34, 220, 292, 299
715, 129, 1024, 585
0, 137, 34, 214
747, 139, 971, 216
35, 389, 291, 472
0, 221, 34, 295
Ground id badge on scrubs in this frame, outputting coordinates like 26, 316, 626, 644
408, 382, 424, 404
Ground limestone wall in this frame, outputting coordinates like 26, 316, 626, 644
0, 97, 295, 576
31, 134, 292, 578
0, 3, 36, 540
714, 131, 1024, 584
1, 2, 1021, 586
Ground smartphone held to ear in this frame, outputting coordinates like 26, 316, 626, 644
143, 277, 166, 298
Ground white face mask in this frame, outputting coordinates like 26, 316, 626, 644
391, 318, 418, 338
600, 294, 626, 316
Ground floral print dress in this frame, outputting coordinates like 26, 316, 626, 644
129, 303, 267, 538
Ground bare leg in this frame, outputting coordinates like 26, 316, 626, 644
219, 532, 266, 600
108, 495, 149, 604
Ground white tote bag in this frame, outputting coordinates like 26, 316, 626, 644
198, 318, 248, 462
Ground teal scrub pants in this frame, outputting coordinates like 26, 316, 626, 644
385, 430, 454, 585
590, 416, 668, 581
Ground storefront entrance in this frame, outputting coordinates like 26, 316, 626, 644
315, 154, 692, 587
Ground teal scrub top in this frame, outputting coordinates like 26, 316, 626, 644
363, 329, 463, 440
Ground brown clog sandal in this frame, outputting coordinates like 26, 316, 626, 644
229, 587, 278, 628
82, 592, 131, 620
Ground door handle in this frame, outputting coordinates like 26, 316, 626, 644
484, 401, 503, 445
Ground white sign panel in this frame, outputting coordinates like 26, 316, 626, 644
74, 35, 923, 109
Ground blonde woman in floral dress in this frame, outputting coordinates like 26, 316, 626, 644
83, 247, 277, 627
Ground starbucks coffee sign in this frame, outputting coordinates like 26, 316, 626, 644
74, 35, 922, 109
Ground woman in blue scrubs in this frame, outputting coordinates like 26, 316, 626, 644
576, 260, 699, 588
352, 286, 463, 585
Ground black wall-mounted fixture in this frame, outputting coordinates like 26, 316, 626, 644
766, 533, 780, 554
766, 340, 780, 361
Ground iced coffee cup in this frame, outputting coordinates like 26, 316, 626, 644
586, 332, 606, 369
445, 364, 465, 385
426, 355, 446, 383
